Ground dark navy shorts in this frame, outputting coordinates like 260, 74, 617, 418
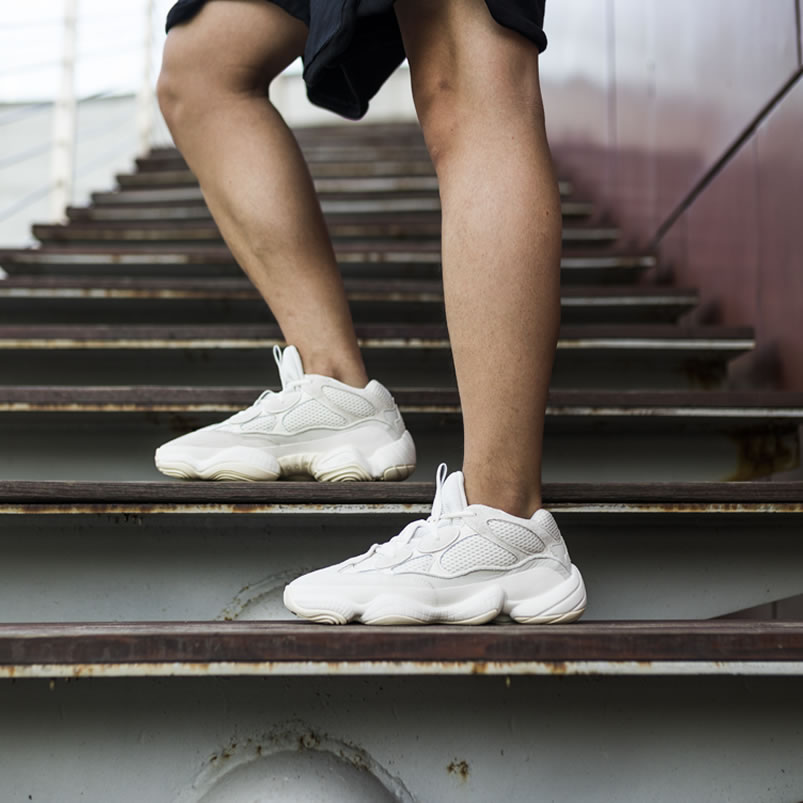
165, 0, 548, 120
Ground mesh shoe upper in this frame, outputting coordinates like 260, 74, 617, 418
291, 466, 573, 586
159, 345, 406, 450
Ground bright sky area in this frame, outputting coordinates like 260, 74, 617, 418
0, 0, 312, 103
2, 0, 177, 103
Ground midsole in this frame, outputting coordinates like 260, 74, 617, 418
156, 430, 415, 476
286, 564, 585, 612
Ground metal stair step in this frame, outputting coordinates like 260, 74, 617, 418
1, 480, 800, 623
66, 199, 596, 221
0, 277, 698, 324
119, 163, 440, 183
138, 147, 438, 168
0, 387, 799, 482
31, 220, 616, 247
4, 477, 803, 504
1, 246, 656, 282
2, 621, 803, 677
87, 179, 574, 205
0, 323, 754, 388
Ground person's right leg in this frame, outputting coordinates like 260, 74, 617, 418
157, 0, 366, 386
154, 1, 415, 482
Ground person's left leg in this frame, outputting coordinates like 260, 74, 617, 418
284, 0, 585, 626
394, 0, 561, 519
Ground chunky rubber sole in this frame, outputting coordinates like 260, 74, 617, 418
155, 430, 416, 483
284, 564, 587, 626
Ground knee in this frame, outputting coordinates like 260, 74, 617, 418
155, 58, 184, 132
156, 39, 214, 135
156, 32, 279, 136
410, 59, 545, 174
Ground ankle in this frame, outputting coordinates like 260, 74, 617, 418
301, 353, 369, 388
462, 469, 542, 519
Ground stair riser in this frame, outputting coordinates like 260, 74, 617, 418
0, 297, 694, 326
0, 348, 738, 389
32, 229, 617, 247
0, 257, 652, 284
1, 676, 800, 803
119, 163, 438, 182
1, 514, 802, 621
0, 413, 797, 482
89, 179, 573, 204
67, 201, 594, 221
140, 147, 433, 166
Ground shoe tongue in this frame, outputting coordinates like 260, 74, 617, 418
278, 346, 305, 388
432, 471, 468, 518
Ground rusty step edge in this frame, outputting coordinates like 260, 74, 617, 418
1, 622, 803, 677
1, 480, 802, 505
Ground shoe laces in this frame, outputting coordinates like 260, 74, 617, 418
225, 346, 305, 421
372, 464, 472, 560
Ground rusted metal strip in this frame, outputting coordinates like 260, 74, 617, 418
1, 502, 802, 516
2, 621, 802, 666
1, 480, 801, 504
2, 659, 803, 678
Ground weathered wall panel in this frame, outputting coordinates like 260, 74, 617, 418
754, 77, 803, 389
650, 0, 798, 228
541, 0, 803, 389
540, 0, 615, 203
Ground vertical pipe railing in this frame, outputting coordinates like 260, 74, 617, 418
49, 0, 78, 221
137, 0, 155, 156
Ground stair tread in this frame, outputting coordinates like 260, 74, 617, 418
3, 479, 802, 504
2, 621, 803, 674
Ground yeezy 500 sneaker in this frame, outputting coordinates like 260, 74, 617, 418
154, 345, 416, 482
284, 465, 586, 625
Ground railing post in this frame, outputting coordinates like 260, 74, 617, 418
137, 0, 156, 157
49, 0, 78, 222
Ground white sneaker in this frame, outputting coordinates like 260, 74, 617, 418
284, 465, 586, 625
154, 345, 416, 482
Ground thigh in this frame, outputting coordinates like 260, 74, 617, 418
394, 0, 543, 118
162, 0, 308, 92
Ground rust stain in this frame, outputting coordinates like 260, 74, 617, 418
727, 429, 799, 481
447, 760, 470, 782
1, 502, 431, 516
471, 661, 488, 675
297, 730, 321, 751
549, 662, 568, 675
683, 358, 729, 390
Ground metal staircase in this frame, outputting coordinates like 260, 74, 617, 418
1, 123, 802, 801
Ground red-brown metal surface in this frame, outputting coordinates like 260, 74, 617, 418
541, 0, 803, 389
754, 77, 803, 390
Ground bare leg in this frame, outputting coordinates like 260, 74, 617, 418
157, 0, 368, 386
396, 0, 561, 516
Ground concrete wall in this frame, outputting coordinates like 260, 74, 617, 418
539, 0, 803, 390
